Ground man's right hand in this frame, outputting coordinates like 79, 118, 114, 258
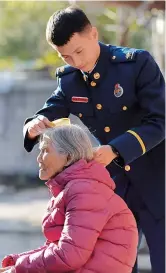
27, 115, 52, 139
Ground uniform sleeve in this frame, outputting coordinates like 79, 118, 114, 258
109, 51, 165, 165
14, 182, 107, 273
23, 79, 69, 152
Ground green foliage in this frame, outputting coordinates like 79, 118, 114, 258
0, 2, 153, 70
0, 1, 67, 68
96, 7, 117, 44
129, 27, 151, 51
95, 6, 152, 50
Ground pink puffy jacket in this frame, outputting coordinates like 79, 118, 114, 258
4, 160, 138, 273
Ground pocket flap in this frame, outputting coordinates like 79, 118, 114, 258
69, 102, 94, 116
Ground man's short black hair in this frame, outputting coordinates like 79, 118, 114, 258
46, 6, 91, 46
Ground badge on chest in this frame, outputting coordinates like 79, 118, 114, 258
114, 83, 123, 98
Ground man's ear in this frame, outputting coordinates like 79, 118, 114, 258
91, 26, 98, 41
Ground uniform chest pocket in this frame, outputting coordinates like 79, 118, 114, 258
105, 98, 137, 114
69, 102, 94, 117
108, 102, 130, 114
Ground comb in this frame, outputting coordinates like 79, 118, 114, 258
50, 118, 71, 127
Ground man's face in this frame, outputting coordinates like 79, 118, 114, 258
51, 27, 99, 72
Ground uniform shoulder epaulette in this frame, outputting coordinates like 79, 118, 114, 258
109, 45, 139, 63
55, 65, 78, 78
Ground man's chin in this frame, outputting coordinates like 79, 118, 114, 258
82, 67, 89, 72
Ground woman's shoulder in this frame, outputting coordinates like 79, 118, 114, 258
64, 178, 114, 212
65, 178, 98, 196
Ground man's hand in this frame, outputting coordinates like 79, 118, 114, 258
93, 145, 117, 166
27, 115, 52, 139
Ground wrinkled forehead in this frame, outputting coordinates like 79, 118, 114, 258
39, 136, 51, 150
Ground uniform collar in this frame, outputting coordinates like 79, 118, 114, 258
81, 59, 98, 82
81, 42, 111, 87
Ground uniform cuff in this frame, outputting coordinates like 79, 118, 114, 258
24, 129, 39, 152
109, 130, 145, 165
110, 145, 125, 168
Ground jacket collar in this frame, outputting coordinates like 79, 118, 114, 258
45, 159, 115, 197
45, 160, 88, 196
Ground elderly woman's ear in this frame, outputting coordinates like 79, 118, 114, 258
64, 155, 72, 167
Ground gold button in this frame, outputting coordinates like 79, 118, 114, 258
96, 104, 102, 110
123, 106, 128, 111
83, 75, 87, 81
78, 113, 82, 118
125, 165, 131, 171
112, 56, 116, 60
104, 126, 110, 133
94, 72, 100, 80
90, 81, 96, 87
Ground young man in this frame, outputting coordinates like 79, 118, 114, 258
23, 7, 165, 273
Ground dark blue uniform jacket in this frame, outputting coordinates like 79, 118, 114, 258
24, 42, 165, 220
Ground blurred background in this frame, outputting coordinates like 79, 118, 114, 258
0, 1, 165, 272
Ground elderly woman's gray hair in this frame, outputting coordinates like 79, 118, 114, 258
41, 124, 94, 166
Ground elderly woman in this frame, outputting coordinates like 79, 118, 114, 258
1, 121, 138, 273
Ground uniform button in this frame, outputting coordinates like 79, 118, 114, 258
104, 126, 111, 133
78, 113, 82, 118
112, 56, 116, 60
90, 81, 96, 87
123, 106, 128, 111
96, 104, 102, 110
93, 72, 100, 80
125, 165, 131, 171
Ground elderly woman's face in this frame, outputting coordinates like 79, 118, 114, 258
37, 138, 67, 180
